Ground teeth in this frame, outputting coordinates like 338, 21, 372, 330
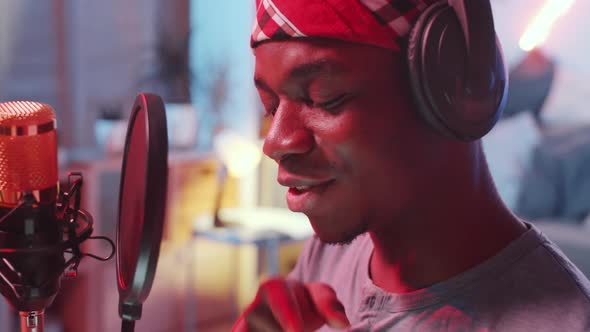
295, 186, 311, 191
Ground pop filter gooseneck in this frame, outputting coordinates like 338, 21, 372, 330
116, 93, 168, 332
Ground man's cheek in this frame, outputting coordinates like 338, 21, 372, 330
332, 141, 359, 173
333, 141, 381, 182
317, 112, 360, 143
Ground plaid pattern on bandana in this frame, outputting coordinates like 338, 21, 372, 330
251, 0, 307, 43
251, 0, 438, 51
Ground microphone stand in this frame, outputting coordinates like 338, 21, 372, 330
0, 174, 115, 332
19, 311, 44, 332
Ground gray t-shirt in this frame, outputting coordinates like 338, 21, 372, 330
289, 223, 590, 331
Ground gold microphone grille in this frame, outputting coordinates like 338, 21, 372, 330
0, 101, 56, 127
0, 101, 58, 194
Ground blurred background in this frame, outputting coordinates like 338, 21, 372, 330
0, 0, 589, 331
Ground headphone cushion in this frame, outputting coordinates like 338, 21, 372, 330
406, 1, 507, 140
406, 1, 458, 138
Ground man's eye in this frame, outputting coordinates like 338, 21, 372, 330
315, 94, 350, 110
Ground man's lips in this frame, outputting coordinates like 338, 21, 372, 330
286, 180, 334, 196
277, 174, 335, 190
283, 177, 335, 213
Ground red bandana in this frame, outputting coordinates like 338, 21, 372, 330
251, 0, 438, 51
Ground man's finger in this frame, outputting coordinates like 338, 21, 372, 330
232, 293, 283, 332
261, 278, 305, 332
306, 283, 351, 329
288, 280, 326, 331
247, 297, 285, 332
231, 315, 248, 332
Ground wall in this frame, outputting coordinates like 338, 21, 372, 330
190, 0, 258, 144
492, 0, 590, 125
492, 0, 590, 70
0, 1, 60, 117
0, 0, 193, 150
190, 0, 260, 208
64, 0, 161, 149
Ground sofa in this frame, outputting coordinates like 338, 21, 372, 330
483, 111, 590, 277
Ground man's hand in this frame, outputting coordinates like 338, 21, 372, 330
231, 278, 351, 332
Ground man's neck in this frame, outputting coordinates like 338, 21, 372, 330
367, 161, 527, 294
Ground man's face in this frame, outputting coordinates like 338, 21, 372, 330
254, 39, 441, 244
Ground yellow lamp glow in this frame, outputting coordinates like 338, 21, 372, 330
213, 130, 262, 178
211, 130, 262, 228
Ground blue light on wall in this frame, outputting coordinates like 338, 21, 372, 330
190, 0, 258, 150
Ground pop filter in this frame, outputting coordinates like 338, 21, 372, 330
116, 93, 168, 332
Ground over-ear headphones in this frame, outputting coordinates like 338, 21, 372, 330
407, 0, 508, 141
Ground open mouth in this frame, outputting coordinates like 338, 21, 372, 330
287, 180, 334, 196
285, 180, 335, 213
289, 185, 312, 194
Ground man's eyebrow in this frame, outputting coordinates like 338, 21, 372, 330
254, 59, 347, 91
288, 59, 347, 81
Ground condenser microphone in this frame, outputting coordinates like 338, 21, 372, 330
0, 101, 114, 332
0, 101, 59, 202
0, 101, 62, 331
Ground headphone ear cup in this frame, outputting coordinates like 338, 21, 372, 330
407, 1, 454, 138
406, 1, 508, 141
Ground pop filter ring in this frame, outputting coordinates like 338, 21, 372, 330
116, 93, 168, 325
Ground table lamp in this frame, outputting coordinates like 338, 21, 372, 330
212, 130, 262, 227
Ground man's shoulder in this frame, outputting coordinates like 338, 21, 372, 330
487, 240, 590, 331
531, 239, 590, 303
488, 224, 590, 301
424, 231, 590, 331
477, 233, 590, 318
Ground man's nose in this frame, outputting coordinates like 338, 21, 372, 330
262, 101, 313, 161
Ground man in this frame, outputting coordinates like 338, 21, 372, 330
233, 0, 590, 331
